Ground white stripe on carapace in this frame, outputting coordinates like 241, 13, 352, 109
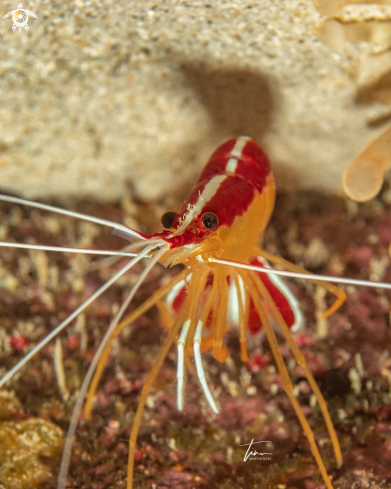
255, 256, 303, 332
225, 157, 238, 174
229, 136, 250, 158
174, 174, 227, 235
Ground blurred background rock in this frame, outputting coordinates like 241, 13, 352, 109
0, 0, 390, 205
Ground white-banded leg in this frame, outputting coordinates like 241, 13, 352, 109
57, 242, 169, 489
193, 320, 219, 414
176, 319, 191, 411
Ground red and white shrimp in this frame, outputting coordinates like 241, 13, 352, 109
1, 137, 390, 489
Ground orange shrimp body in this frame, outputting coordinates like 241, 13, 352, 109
83, 137, 346, 489
150, 137, 294, 363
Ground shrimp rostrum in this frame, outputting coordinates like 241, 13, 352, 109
1, 137, 354, 489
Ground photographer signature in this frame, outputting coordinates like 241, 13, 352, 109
238, 439, 273, 462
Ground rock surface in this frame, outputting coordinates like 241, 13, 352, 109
0, 0, 390, 203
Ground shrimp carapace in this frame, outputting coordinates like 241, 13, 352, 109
151, 136, 276, 264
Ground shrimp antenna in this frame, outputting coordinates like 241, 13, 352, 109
0, 240, 165, 258
0, 242, 140, 257
57, 243, 169, 489
112, 228, 143, 241
0, 240, 164, 388
0, 193, 145, 240
2, 238, 389, 290
75, 242, 147, 276
209, 257, 391, 290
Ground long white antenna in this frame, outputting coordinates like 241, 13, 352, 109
0, 194, 146, 240
209, 257, 391, 290
57, 243, 169, 489
0, 240, 164, 257
2, 236, 390, 290
0, 242, 139, 257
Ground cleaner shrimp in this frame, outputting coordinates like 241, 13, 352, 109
0, 137, 390, 489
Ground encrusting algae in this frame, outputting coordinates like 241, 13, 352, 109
0, 390, 64, 489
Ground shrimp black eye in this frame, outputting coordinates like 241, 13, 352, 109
161, 211, 177, 229
201, 212, 219, 230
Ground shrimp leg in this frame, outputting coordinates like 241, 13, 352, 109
230, 269, 248, 362
242, 272, 335, 489
250, 270, 342, 468
127, 305, 187, 489
212, 272, 229, 363
253, 246, 346, 318
156, 299, 196, 376
156, 299, 175, 330
177, 266, 208, 410
84, 267, 190, 417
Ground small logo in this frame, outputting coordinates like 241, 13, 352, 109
3, 3, 38, 32
238, 439, 273, 461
